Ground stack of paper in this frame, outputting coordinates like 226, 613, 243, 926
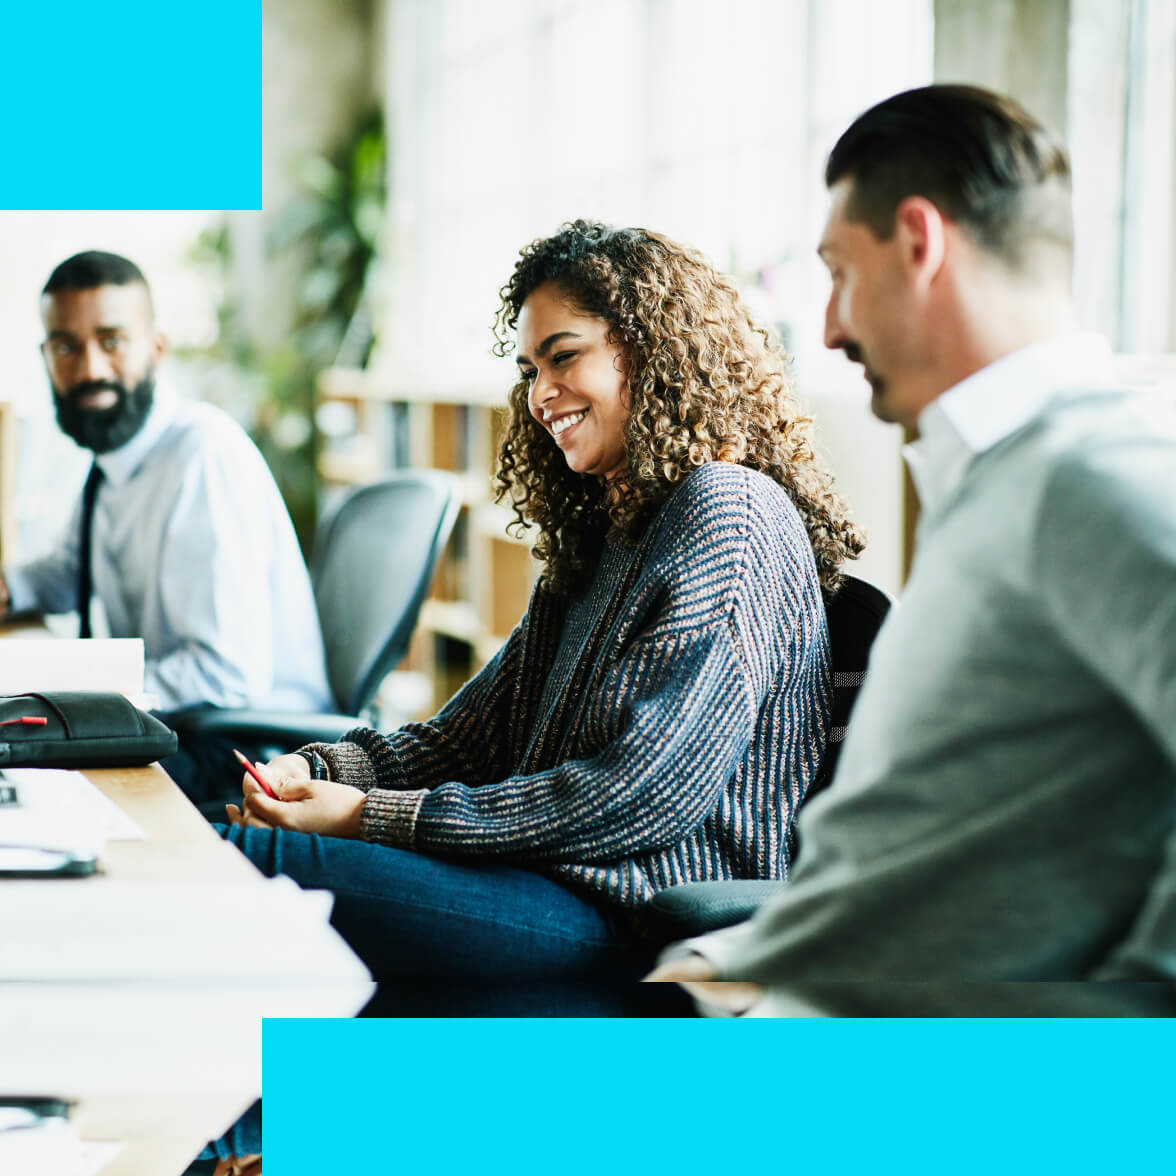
0, 877, 373, 1095
0, 637, 146, 704
0, 876, 368, 983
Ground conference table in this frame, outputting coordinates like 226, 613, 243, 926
60, 764, 262, 1176
1, 745, 371, 1174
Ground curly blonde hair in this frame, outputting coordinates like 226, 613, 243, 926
492, 219, 865, 595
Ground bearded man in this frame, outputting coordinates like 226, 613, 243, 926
0, 250, 330, 799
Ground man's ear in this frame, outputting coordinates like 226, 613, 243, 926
153, 331, 170, 365
894, 196, 946, 293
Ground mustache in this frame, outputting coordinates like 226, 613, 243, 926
841, 342, 863, 365
63, 379, 126, 404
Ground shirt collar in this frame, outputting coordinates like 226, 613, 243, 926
93, 381, 179, 487
903, 332, 1113, 512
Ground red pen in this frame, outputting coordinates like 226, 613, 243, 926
0, 716, 48, 727
232, 748, 280, 800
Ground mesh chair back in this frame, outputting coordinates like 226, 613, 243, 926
310, 471, 461, 717
809, 573, 893, 798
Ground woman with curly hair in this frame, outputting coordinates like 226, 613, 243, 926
220, 219, 864, 1013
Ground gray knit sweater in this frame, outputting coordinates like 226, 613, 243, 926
312, 461, 830, 911
693, 387, 1176, 1004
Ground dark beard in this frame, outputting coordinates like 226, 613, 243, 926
53, 371, 155, 454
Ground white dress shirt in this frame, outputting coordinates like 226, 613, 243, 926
903, 331, 1114, 513
6, 384, 332, 712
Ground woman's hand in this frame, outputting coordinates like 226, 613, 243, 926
226, 752, 367, 840
225, 752, 306, 829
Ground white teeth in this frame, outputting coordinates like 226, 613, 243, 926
551, 410, 586, 436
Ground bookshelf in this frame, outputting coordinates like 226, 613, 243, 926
316, 369, 541, 717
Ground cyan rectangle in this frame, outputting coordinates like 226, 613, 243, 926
264, 1016, 1175, 1174
2, 1, 260, 209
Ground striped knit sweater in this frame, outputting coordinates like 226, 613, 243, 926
310, 461, 831, 912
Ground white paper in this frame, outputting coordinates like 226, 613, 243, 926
0, 981, 373, 1095
0, 875, 368, 983
76, 1140, 124, 1176
0, 637, 145, 696
0, 1117, 121, 1176
0, 768, 146, 842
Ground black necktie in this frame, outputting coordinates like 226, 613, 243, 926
77, 462, 104, 639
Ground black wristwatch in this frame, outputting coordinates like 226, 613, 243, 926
297, 748, 329, 780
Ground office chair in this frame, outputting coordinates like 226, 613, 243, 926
636, 572, 893, 941
171, 470, 462, 755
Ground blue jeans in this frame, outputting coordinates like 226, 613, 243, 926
216, 824, 657, 988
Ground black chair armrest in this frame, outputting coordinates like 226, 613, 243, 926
165, 707, 365, 751
638, 879, 785, 941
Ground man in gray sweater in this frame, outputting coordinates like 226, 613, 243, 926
650, 84, 1176, 1015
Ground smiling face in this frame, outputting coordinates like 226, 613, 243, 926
41, 282, 167, 453
515, 282, 630, 480
819, 178, 925, 430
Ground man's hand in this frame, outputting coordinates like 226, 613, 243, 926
645, 953, 765, 1013
225, 753, 367, 840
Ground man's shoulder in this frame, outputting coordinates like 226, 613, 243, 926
1038, 384, 1175, 440
166, 398, 251, 443
153, 399, 258, 464
646, 463, 811, 602
1030, 386, 1176, 478
665, 461, 796, 526
1020, 388, 1176, 548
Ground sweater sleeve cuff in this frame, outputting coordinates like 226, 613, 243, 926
360, 787, 426, 847
302, 739, 379, 792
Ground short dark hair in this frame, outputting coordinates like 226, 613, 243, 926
43, 250, 149, 297
825, 84, 1072, 268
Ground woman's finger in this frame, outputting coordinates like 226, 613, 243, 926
273, 774, 314, 801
